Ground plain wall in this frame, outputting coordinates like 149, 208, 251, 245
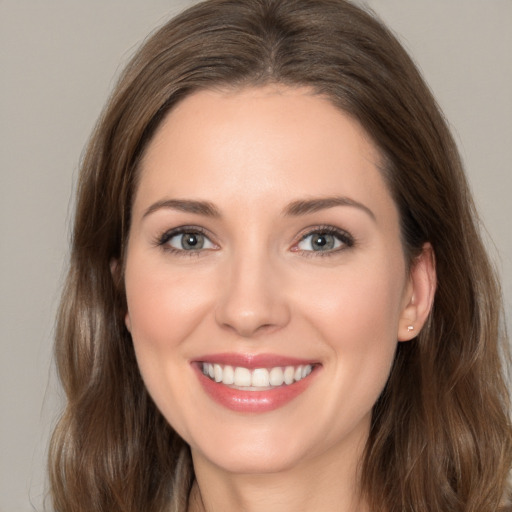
1, 1, 510, 510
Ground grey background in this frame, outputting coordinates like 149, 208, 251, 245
1, 1, 510, 511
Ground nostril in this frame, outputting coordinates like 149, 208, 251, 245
219, 319, 277, 338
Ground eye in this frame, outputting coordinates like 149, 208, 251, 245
296, 228, 353, 253
159, 228, 216, 252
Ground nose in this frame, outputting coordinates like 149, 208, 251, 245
214, 251, 291, 338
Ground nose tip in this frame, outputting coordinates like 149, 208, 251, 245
214, 264, 290, 338
218, 309, 281, 338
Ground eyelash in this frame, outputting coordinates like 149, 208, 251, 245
293, 225, 355, 257
154, 224, 355, 257
155, 226, 216, 257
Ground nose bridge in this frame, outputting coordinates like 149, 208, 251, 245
215, 242, 290, 337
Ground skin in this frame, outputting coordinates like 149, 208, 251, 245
123, 86, 436, 512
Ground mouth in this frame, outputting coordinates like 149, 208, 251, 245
201, 362, 314, 390
193, 355, 319, 413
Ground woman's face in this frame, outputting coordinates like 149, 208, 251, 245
124, 86, 427, 475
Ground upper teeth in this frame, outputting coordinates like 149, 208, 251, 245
202, 363, 313, 389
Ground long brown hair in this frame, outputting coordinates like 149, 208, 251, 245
49, 0, 512, 510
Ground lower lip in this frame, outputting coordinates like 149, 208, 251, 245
194, 365, 317, 413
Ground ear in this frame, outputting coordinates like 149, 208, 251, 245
110, 258, 131, 333
125, 311, 132, 333
110, 258, 119, 279
397, 243, 436, 342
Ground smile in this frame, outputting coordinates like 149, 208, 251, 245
195, 357, 319, 413
201, 362, 313, 389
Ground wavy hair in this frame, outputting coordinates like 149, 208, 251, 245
49, 0, 512, 510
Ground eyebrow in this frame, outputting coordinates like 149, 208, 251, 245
142, 195, 375, 221
143, 199, 221, 219
283, 196, 376, 221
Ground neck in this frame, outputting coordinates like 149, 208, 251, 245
187, 433, 369, 512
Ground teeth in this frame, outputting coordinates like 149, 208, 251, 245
223, 365, 234, 385
284, 366, 295, 385
234, 367, 251, 386
251, 368, 269, 387
201, 362, 314, 388
269, 367, 284, 386
214, 364, 223, 382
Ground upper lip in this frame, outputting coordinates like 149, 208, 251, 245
192, 352, 319, 369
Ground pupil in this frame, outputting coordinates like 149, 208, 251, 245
313, 233, 334, 250
183, 233, 201, 249
315, 235, 327, 247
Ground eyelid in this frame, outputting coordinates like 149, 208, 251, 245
153, 224, 354, 256
291, 225, 355, 254
155, 225, 218, 253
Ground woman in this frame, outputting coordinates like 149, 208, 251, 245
48, 0, 512, 510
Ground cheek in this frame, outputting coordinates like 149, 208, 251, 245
123, 259, 216, 434
295, 263, 404, 404
123, 257, 217, 415
125, 261, 213, 351
298, 262, 405, 343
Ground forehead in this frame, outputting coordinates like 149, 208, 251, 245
135, 86, 397, 227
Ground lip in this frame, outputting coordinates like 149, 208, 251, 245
193, 352, 317, 369
192, 353, 320, 413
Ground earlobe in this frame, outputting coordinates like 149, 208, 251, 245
125, 313, 132, 333
398, 243, 436, 342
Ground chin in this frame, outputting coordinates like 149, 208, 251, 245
192, 440, 308, 475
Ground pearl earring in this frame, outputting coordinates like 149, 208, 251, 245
407, 325, 414, 332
